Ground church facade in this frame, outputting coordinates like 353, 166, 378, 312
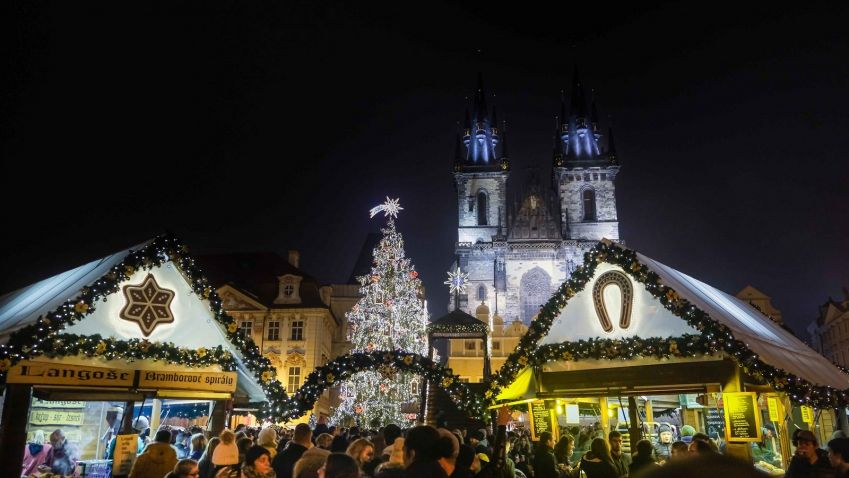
448, 71, 622, 381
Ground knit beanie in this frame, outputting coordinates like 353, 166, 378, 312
245, 445, 271, 467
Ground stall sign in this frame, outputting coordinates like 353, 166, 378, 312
529, 400, 554, 441
112, 434, 138, 475
8, 361, 134, 387
722, 392, 762, 442
767, 396, 782, 422
138, 369, 237, 393
29, 409, 85, 426
801, 405, 815, 426
31, 399, 86, 409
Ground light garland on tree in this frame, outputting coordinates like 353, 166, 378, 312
0, 234, 288, 421
483, 240, 849, 410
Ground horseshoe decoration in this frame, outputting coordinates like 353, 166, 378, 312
592, 270, 633, 332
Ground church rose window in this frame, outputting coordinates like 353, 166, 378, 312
583, 188, 596, 221
520, 267, 552, 324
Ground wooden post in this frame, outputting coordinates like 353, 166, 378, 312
0, 384, 32, 476
645, 399, 654, 423
628, 396, 640, 454
120, 400, 136, 434
208, 400, 227, 436
599, 397, 610, 435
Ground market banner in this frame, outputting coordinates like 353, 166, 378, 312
138, 369, 237, 393
7, 361, 134, 387
31, 399, 86, 408
29, 409, 85, 426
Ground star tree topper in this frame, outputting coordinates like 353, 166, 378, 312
369, 197, 403, 219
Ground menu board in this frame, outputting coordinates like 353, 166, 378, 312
723, 392, 762, 442
529, 400, 554, 441
705, 408, 726, 441
112, 434, 138, 475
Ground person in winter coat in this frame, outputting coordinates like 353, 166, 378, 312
166, 459, 200, 478
22, 430, 52, 476
403, 425, 448, 478
786, 430, 836, 478
199, 437, 222, 478
213, 430, 241, 470
652, 424, 674, 463
374, 438, 406, 478
130, 429, 179, 478
273, 423, 313, 478
216, 445, 276, 478
191, 434, 209, 461
258, 428, 279, 459
579, 438, 618, 478
47, 429, 77, 476
318, 453, 359, 478
628, 440, 658, 477
532, 431, 559, 478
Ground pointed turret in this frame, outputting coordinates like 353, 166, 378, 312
559, 66, 604, 162
591, 98, 600, 133
459, 73, 501, 169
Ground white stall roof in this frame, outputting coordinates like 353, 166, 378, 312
0, 238, 268, 402
637, 251, 849, 390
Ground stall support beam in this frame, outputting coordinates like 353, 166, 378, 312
0, 384, 32, 475
208, 400, 227, 436
628, 396, 640, 453
599, 397, 609, 435
151, 399, 162, 431
120, 400, 136, 434
645, 399, 654, 423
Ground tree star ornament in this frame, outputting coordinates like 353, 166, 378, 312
444, 267, 470, 295
369, 197, 404, 219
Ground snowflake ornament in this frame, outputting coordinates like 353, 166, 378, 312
369, 197, 404, 219
444, 267, 470, 295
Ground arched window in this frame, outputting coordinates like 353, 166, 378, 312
477, 191, 488, 225
477, 285, 487, 301
582, 188, 596, 221
520, 267, 551, 325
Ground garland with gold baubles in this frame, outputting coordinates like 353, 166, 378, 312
482, 241, 849, 410
0, 234, 287, 421
282, 350, 486, 421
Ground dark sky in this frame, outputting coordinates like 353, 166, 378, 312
2, 2, 848, 338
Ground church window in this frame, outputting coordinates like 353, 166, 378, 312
583, 189, 596, 221
477, 191, 488, 225
239, 321, 253, 337
267, 321, 280, 341
287, 367, 301, 394
290, 320, 304, 341
283, 284, 294, 297
477, 285, 487, 301
520, 267, 552, 325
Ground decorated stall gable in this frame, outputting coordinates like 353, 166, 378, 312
0, 234, 287, 420
486, 240, 849, 411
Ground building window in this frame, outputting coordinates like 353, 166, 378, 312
465, 341, 476, 351
477, 191, 488, 225
477, 285, 487, 301
239, 321, 253, 337
283, 284, 295, 297
582, 188, 596, 221
267, 321, 280, 341
492, 341, 501, 351
287, 367, 301, 394
411, 380, 419, 395
291, 320, 304, 341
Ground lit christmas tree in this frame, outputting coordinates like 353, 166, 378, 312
331, 198, 429, 427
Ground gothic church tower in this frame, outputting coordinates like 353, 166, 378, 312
553, 69, 620, 241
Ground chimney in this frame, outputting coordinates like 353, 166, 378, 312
288, 250, 300, 268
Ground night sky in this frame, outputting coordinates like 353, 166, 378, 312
2, 2, 848, 338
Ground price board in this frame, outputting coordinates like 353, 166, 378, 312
529, 400, 554, 441
723, 392, 762, 442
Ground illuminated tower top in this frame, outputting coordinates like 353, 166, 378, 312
555, 68, 617, 169
454, 73, 509, 173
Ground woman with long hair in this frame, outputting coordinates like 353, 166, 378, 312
345, 438, 375, 470
318, 453, 360, 478
579, 438, 618, 478
199, 437, 222, 478
191, 434, 208, 461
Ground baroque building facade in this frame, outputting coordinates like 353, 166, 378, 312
198, 250, 346, 420
448, 71, 621, 382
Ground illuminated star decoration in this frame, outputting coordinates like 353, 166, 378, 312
369, 197, 404, 219
444, 267, 470, 296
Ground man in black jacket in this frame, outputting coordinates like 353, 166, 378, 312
272, 423, 313, 478
533, 431, 559, 478
786, 430, 836, 478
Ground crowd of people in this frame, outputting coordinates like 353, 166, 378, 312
22, 408, 849, 478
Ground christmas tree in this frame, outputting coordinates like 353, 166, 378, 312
331, 198, 429, 427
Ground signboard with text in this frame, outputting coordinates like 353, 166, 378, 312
529, 400, 554, 441
138, 369, 237, 393
723, 392, 762, 442
112, 434, 138, 476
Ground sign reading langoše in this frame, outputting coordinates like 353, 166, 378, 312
8, 360, 236, 393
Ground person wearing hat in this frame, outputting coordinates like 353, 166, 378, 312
786, 429, 834, 478
652, 424, 674, 462
679, 425, 696, 444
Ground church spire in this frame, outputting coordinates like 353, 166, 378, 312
458, 73, 502, 169
559, 66, 604, 163
607, 127, 618, 165
570, 67, 589, 123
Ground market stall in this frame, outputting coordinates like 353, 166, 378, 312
489, 240, 849, 475
0, 234, 286, 476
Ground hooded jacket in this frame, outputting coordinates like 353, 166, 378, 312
129, 441, 178, 478
257, 428, 278, 458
